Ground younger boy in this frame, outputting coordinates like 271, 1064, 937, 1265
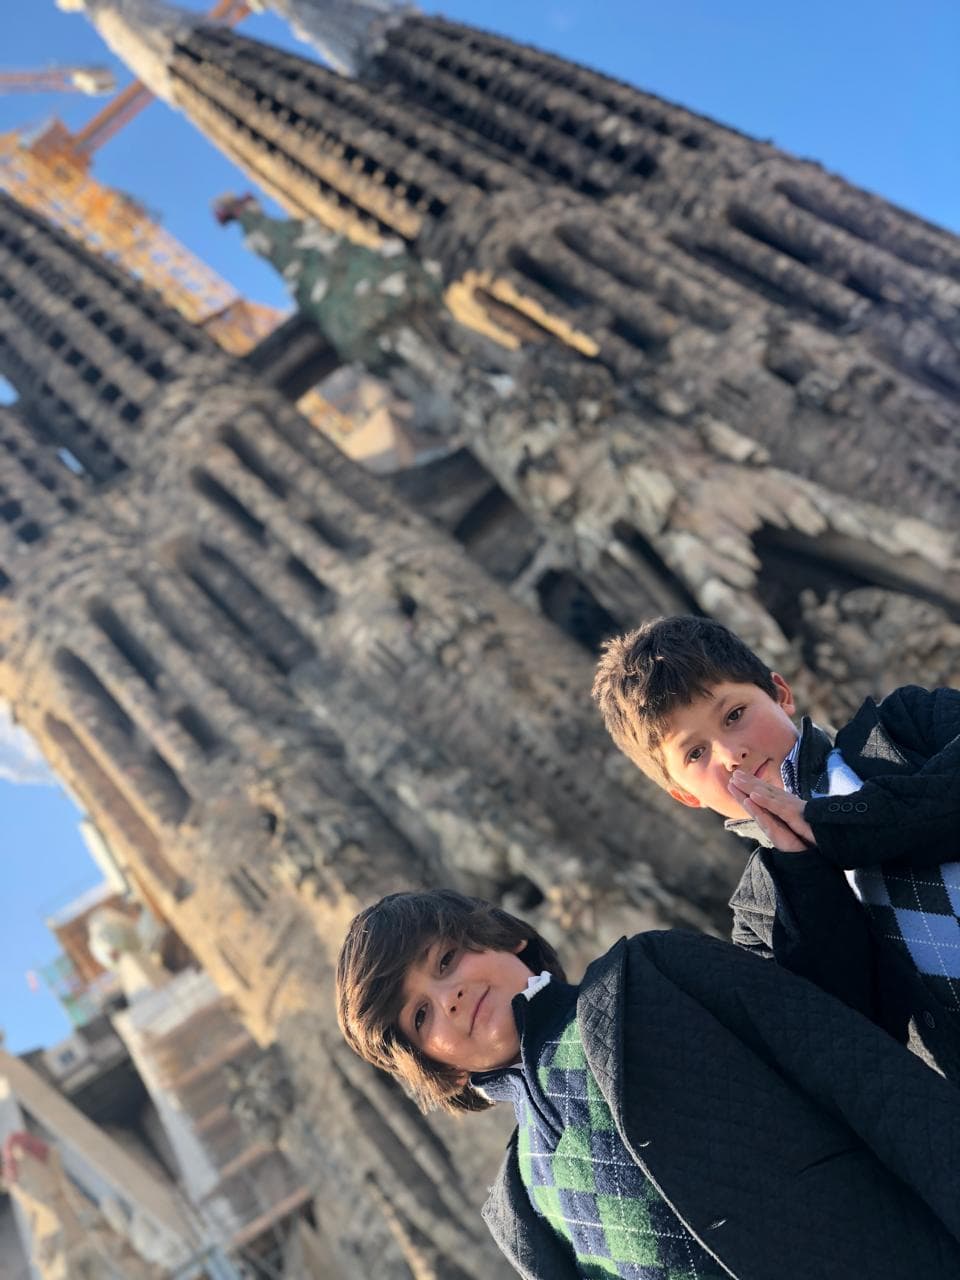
337, 888, 960, 1279
592, 615, 960, 1075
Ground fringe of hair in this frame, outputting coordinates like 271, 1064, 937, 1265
337, 889, 565, 1114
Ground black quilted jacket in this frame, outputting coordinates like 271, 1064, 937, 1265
806, 685, 960, 871
730, 686, 960, 1078
482, 933, 960, 1279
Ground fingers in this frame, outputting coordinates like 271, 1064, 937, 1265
739, 795, 808, 853
730, 771, 816, 842
732, 768, 814, 849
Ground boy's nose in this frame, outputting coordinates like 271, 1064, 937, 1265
721, 743, 749, 770
448, 988, 464, 1015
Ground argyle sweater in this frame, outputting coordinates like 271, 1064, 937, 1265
737, 721, 960, 1008
474, 978, 725, 1279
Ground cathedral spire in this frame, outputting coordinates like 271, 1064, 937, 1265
55, 0, 203, 103
254, 0, 412, 75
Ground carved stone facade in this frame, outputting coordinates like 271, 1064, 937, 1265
66, 2, 959, 711
0, 189, 747, 1276
223, 192, 959, 717
8, 7, 960, 1273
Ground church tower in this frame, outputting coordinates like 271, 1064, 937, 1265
63, 2, 958, 510
59, 0, 960, 709
0, 186, 743, 1274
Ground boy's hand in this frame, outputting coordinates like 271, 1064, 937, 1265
729, 771, 816, 853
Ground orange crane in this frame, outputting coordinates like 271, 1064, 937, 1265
0, 0, 356, 440
0, 66, 116, 96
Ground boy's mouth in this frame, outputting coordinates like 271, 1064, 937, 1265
470, 988, 489, 1035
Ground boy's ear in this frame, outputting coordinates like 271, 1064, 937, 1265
668, 786, 702, 809
771, 672, 796, 717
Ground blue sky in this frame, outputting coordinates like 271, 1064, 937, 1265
1, 0, 957, 1053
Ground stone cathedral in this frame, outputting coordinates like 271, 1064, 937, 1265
69, 0, 959, 705
3, 3, 959, 1276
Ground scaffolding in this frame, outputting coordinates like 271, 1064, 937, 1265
0, 0, 358, 442
0, 66, 116, 96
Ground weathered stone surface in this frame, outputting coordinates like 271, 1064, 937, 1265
8, 9, 960, 1273
796, 589, 960, 723
0, 189, 743, 1277
222, 190, 959, 720
109, 6, 957, 706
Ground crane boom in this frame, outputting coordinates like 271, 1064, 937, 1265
0, 66, 117, 96
1, 0, 360, 449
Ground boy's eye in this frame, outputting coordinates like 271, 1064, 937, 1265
726, 706, 745, 725
686, 745, 705, 765
438, 947, 455, 972
414, 1005, 427, 1034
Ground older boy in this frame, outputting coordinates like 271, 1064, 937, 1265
338, 889, 960, 1280
593, 615, 960, 1076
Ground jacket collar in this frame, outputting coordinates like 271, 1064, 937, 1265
574, 937, 628, 1119
834, 696, 910, 776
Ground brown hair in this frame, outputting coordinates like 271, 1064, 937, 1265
336, 889, 566, 1115
592, 615, 778, 786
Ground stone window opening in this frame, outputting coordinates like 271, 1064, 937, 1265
51, 656, 195, 831
43, 712, 186, 896
174, 704, 220, 757
610, 520, 703, 617
610, 312, 668, 353
90, 602, 163, 691
180, 542, 315, 676
222, 426, 288, 499
727, 203, 818, 267
15, 520, 42, 545
396, 591, 418, 620
192, 469, 267, 544
508, 246, 591, 311
534, 568, 622, 654
672, 231, 810, 318
57, 446, 86, 477
285, 555, 337, 615
305, 511, 359, 555
54, 648, 136, 739
752, 522, 960, 639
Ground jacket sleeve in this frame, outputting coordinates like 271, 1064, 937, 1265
730, 848, 878, 1020
806, 686, 960, 871
481, 1136, 580, 1280
670, 933, 960, 1243
884, 685, 960, 755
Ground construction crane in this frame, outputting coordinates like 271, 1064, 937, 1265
0, 0, 357, 443
0, 66, 117, 96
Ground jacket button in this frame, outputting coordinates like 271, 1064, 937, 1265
854, 802, 868, 813
840, 802, 853, 812
707, 1218, 728, 1230
923, 1011, 937, 1029
828, 802, 841, 812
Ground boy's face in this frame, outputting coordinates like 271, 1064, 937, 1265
398, 939, 532, 1076
659, 674, 798, 820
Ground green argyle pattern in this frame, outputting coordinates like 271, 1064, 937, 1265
516, 1016, 724, 1279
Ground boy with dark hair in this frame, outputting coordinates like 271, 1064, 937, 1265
337, 889, 960, 1279
592, 615, 960, 1075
